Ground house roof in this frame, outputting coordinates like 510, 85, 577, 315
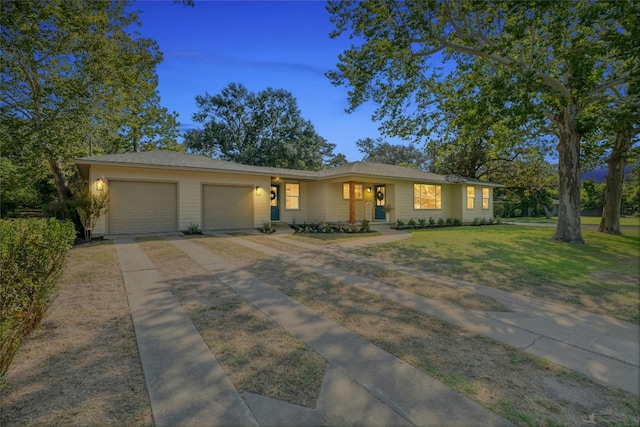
75, 150, 503, 186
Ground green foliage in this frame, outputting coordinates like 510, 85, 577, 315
1, 0, 180, 203
73, 186, 109, 241
186, 223, 201, 234
418, 218, 427, 228
407, 218, 417, 228
261, 222, 274, 234
395, 219, 405, 228
581, 180, 605, 212
184, 83, 344, 170
290, 221, 369, 234
1, 218, 76, 380
327, 0, 638, 243
356, 137, 427, 169
437, 218, 445, 227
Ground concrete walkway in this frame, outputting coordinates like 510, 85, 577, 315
114, 238, 259, 427
115, 235, 512, 426
245, 231, 640, 395
114, 230, 638, 426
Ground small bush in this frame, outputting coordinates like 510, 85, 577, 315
445, 217, 454, 227
437, 218, 445, 227
407, 218, 417, 228
261, 222, 274, 234
396, 219, 405, 228
1, 218, 76, 380
360, 218, 371, 232
418, 218, 427, 228
453, 218, 462, 226
428, 217, 436, 227
184, 223, 201, 235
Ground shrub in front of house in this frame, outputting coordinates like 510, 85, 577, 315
1, 218, 76, 380
290, 221, 372, 234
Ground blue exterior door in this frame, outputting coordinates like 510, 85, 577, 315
270, 185, 280, 221
374, 185, 386, 220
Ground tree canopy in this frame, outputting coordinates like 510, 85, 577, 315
184, 83, 343, 170
327, 0, 639, 243
356, 137, 427, 169
1, 0, 180, 208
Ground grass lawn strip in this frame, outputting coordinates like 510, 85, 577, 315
190, 235, 639, 427
136, 236, 325, 408
355, 226, 639, 323
0, 241, 152, 426
240, 234, 508, 312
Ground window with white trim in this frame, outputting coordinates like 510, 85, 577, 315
467, 186, 475, 209
482, 188, 490, 210
285, 183, 299, 210
413, 184, 441, 209
342, 183, 363, 200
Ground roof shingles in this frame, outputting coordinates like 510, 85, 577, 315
75, 150, 502, 186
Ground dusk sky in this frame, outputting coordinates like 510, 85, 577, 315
129, 0, 408, 162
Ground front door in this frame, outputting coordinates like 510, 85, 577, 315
270, 185, 280, 221
374, 185, 386, 220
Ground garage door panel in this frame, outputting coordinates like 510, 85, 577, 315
109, 181, 177, 234
203, 185, 253, 230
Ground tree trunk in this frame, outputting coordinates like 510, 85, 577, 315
47, 155, 73, 201
599, 131, 631, 235
553, 105, 584, 243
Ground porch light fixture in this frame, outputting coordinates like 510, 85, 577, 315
255, 186, 263, 195
96, 177, 105, 191
366, 187, 372, 193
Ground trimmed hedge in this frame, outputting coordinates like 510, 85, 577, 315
1, 218, 76, 380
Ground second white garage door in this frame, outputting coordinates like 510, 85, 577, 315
108, 180, 177, 234
202, 185, 253, 230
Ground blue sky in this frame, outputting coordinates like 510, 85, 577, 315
130, 0, 405, 162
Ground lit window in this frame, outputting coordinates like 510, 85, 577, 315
467, 186, 475, 209
285, 183, 299, 210
482, 188, 490, 210
342, 183, 363, 200
413, 184, 441, 209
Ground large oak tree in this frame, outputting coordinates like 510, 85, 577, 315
184, 83, 343, 170
327, 0, 637, 243
1, 0, 180, 203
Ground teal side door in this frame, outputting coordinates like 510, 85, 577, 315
374, 185, 386, 220
270, 185, 280, 221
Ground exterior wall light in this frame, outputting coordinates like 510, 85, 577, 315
255, 186, 262, 195
366, 187, 372, 193
96, 177, 106, 191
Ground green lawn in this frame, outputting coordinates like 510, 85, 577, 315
360, 225, 640, 323
507, 216, 640, 227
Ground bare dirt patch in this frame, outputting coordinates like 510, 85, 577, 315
137, 236, 326, 408
196, 235, 639, 427
0, 241, 152, 426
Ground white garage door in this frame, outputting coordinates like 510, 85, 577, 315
108, 181, 177, 234
202, 185, 253, 230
